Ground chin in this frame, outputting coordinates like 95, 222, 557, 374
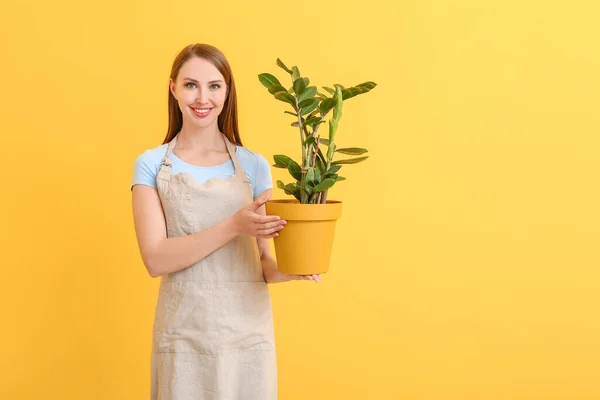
193, 119, 217, 128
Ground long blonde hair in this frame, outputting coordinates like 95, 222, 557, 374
162, 44, 242, 146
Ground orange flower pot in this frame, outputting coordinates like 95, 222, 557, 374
265, 199, 342, 275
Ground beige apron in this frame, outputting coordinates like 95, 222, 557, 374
150, 133, 277, 400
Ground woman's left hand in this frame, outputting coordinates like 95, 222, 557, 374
263, 264, 322, 284
294, 273, 322, 283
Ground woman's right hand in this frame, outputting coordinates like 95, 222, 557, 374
231, 192, 287, 239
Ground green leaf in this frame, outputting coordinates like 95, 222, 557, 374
291, 66, 301, 82
327, 86, 343, 160
306, 167, 316, 186
307, 115, 323, 124
304, 136, 316, 146
326, 164, 342, 174
331, 156, 369, 165
258, 73, 281, 89
300, 99, 320, 116
292, 185, 301, 201
291, 116, 307, 127
274, 91, 296, 107
313, 166, 322, 183
337, 176, 346, 181
297, 86, 317, 103
268, 84, 288, 95
287, 159, 302, 180
276, 58, 293, 74
342, 87, 365, 100
335, 147, 368, 155
332, 85, 343, 122
305, 116, 324, 128
298, 98, 317, 108
313, 178, 336, 192
320, 138, 330, 145
316, 152, 327, 174
277, 180, 298, 197
273, 154, 294, 168
342, 82, 377, 100
293, 78, 306, 96
356, 81, 377, 91
319, 98, 336, 115
322, 86, 335, 95
328, 129, 337, 162
284, 111, 297, 116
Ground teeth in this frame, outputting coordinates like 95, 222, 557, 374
193, 108, 210, 114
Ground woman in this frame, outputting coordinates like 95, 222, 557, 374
131, 43, 321, 399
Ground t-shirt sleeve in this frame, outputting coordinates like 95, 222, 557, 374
253, 153, 273, 198
131, 151, 159, 191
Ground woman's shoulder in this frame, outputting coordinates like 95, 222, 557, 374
134, 143, 169, 166
234, 145, 271, 182
131, 143, 169, 189
234, 144, 269, 166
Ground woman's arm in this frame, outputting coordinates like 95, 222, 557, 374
132, 185, 282, 278
132, 185, 239, 277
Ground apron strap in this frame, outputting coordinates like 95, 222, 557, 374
157, 135, 177, 182
223, 134, 248, 181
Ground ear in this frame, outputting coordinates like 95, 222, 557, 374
169, 78, 176, 98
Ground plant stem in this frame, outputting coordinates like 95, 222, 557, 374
320, 138, 334, 204
320, 190, 328, 203
295, 97, 308, 203
304, 125, 312, 167
300, 172, 308, 203
297, 112, 305, 166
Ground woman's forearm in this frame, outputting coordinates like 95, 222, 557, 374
260, 252, 323, 284
146, 217, 239, 278
261, 254, 279, 283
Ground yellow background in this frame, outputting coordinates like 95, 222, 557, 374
1, 0, 599, 399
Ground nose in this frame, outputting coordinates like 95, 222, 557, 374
195, 87, 210, 105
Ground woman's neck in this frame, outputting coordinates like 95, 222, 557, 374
176, 124, 225, 152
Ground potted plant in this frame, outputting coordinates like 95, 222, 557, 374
258, 58, 376, 275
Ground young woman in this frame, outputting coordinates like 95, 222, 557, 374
131, 43, 321, 399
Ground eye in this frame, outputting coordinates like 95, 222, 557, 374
210, 84, 221, 90
185, 82, 197, 89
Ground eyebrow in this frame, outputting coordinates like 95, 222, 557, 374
183, 78, 224, 84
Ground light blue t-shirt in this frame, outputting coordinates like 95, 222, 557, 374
131, 143, 273, 198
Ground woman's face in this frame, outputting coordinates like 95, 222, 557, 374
170, 56, 227, 130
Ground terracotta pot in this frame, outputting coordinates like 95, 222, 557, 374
265, 199, 342, 275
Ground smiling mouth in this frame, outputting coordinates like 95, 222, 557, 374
191, 107, 211, 113
190, 106, 212, 117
